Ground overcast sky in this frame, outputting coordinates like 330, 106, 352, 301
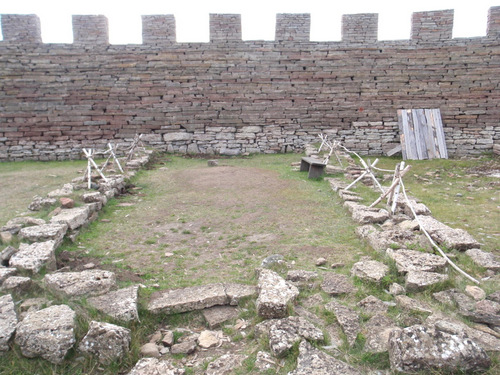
0, 0, 499, 43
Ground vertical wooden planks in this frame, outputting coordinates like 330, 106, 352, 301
397, 108, 448, 160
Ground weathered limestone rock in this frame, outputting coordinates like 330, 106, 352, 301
0, 294, 17, 352
256, 269, 299, 319
140, 343, 160, 358
321, 273, 355, 295
389, 282, 406, 296
325, 300, 360, 347
355, 224, 377, 239
28, 196, 57, 211
127, 358, 185, 375
44, 270, 116, 298
405, 270, 448, 291
9, 241, 57, 273
465, 285, 486, 301
47, 183, 74, 198
350, 259, 388, 283
15, 305, 76, 364
224, 283, 257, 305
417, 215, 480, 250
87, 285, 139, 322
366, 229, 421, 252
363, 314, 399, 353
386, 248, 447, 273
465, 249, 500, 271
50, 206, 90, 230
18, 223, 67, 245
326, 178, 348, 192
351, 205, 389, 225
162, 331, 174, 347
197, 330, 219, 349
426, 313, 500, 352
286, 270, 318, 283
0, 231, 13, 244
1, 276, 31, 293
402, 199, 431, 216
488, 291, 500, 303
205, 354, 247, 375
0, 246, 18, 266
396, 295, 433, 314
82, 191, 106, 205
256, 316, 324, 357
357, 295, 389, 314
289, 341, 362, 375
79, 321, 131, 364
148, 284, 227, 314
389, 324, 491, 373
18, 297, 52, 320
255, 351, 277, 372
170, 340, 197, 355
0, 267, 17, 285
1, 216, 46, 234
202, 306, 239, 329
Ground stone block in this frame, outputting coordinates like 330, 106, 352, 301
50, 206, 90, 231
9, 241, 57, 273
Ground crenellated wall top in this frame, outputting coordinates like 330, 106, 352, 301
1, 7, 499, 46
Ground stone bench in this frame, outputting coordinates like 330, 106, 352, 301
300, 157, 326, 178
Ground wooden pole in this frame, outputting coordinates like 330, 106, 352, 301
369, 165, 411, 208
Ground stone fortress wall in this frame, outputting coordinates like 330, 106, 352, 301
0, 8, 499, 160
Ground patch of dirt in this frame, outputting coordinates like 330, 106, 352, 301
466, 159, 500, 176
88, 163, 361, 287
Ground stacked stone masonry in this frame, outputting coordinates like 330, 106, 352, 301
0, 8, 499, 160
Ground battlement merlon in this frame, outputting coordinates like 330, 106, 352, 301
1, 14, 41, 43
72, 15, 109, 45
342, 13, 378, 43
142, 15, 176, 44
210, 14, 242, 42
411, 9, 453, 42
275, 13, 310, 42
487, 6, 500, 37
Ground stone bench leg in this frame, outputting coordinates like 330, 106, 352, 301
300, 159, 310, 172
308, 164, 325, 178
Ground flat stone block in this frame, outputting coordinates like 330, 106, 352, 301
9, 240, 57, 273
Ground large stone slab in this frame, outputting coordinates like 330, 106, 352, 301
44, 270, 116, 298
9, 241, 57, 273
351, 206, 389, 225
0, 294, 17, 352
417, 215, 480, 250
224, 283, 257, 305
0, 217, 46, 234
202, 306, 239, 329
256, 316, 324, 357
405, 270, 448, 292
1, 276, 32, 293
15, 304, 76, 364
350, 259, 388, 283
289, 341, 362, 375
321, 273, 355, 295
79, 321, 131, 364
50, 206, 90, 230
389, 323, 491, 373
127, 358, 186, 375
256, 269, 299, 319
426, 313, 500, 352
325, 300, 360, 347
363, 314, 400, 353
366, 228, 421, 252
386, 248, 447, 273
465, 249, 500, 271
395, 295, 433, 314
18, 223, 67, 245
87, 285, 139, 322
0, 267, 17, 285
148, 283, 228, 314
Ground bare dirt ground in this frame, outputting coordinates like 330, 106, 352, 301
71, 159, 363, 288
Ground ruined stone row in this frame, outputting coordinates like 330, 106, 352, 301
1, 152, 499, 374
1, 8, 500, 161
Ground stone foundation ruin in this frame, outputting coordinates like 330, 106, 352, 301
1, 7, 499, 161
